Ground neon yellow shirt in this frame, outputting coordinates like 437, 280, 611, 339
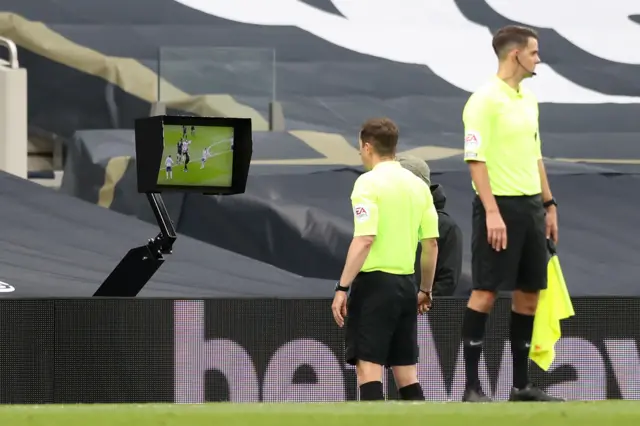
462, 76, 542, 196
350, 161, 439, 275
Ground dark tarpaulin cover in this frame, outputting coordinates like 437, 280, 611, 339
2, 0, 639, 296
61, 129, 640, 297
1, 0, 639, 149
0, 171, 332, 298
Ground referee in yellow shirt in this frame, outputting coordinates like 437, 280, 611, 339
331, 118, 439, 401
460, 25, 564, 403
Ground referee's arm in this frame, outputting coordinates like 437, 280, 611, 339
338, 177, 378, 287
462, 93, 499, 214
418, 194, 439, 293
463, 93, 507, 251
535, 129, 558, 243
536, 130, 553, 203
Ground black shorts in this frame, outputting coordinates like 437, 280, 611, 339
345, 271, 418, 368
471, 194, 548, 293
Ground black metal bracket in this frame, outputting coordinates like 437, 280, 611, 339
93, 193, 178, 297
144, 192, 177, 259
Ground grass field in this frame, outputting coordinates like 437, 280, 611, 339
1, 402, 638, 425
158, 124, 234, 187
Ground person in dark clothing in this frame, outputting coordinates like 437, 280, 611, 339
396, 154, 463, 296
430, 183, 464, 296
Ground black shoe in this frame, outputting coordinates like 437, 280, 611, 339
462, 384, 493, 402
509, 384, 566, 402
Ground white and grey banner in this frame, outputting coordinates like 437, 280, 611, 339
174, 299, 640, 402
0, 298, 638, 404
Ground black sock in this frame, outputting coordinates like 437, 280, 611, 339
359, 381, 384, 401
398, 383, 424, 401
461, 307, 489, 388
510, 311, 535, 390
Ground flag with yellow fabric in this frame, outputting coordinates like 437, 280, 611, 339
529, 240, 575, 371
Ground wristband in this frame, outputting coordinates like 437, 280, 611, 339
543, 197, 558, 208
335, 282, 350, 292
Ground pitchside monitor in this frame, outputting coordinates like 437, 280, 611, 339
135, 116, 252, 194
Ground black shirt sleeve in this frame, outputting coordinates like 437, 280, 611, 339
432, 215, 463, 297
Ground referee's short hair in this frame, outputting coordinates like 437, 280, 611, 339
359, 117, 399, 157
492, 25, 538, 59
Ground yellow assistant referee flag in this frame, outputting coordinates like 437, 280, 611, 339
529, 240, 575, 371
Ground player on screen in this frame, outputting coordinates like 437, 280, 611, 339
165, 155, 173, 180
182, 125, 188, 140
182, 139, 192, 172
191, 125, 196, 137
201, 148, 207, 169
176, 139, 183, 164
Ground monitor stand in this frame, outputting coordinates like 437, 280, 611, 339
93, 193, 177, 297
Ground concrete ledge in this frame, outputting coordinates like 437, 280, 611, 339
29, 170, 63, 189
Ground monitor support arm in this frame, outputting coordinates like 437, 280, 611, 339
145, 192, 177, 257
93, 193, 177, 297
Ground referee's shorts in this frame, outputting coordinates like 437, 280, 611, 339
345, 271, 419, 368
471, 194, 548, 293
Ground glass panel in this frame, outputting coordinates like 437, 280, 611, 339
158, 47, 276, 106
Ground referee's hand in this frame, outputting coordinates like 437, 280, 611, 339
417, 291, 432, 314
332, 291, 348, 328
486, 211, 507, 251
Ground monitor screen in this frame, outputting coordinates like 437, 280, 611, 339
158, 124, 234, 187
135, 115, 251, 195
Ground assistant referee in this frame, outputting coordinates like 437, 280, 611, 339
460, 25, 563, 403
331, 118, 439, 402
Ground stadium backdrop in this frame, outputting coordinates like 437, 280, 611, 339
0, 298, 638, 403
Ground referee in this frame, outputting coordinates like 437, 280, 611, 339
331, 118, 439, 402
460, 25, 563, 402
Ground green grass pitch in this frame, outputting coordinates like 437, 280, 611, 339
1, 401, 639, 426
157, 124, 233, 187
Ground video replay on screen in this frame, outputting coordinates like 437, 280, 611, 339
134, 115, 252, 195
158, 124, 234, 188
